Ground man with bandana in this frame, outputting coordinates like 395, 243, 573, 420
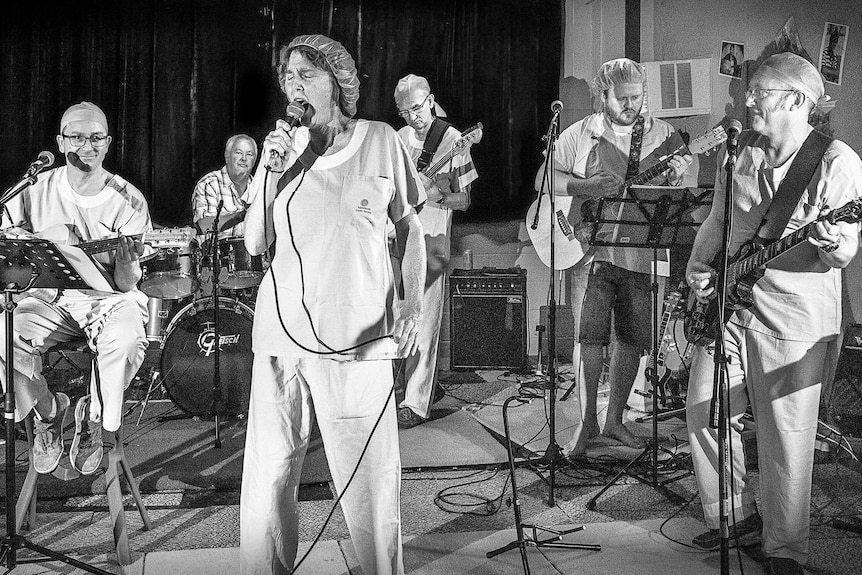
535, 58, 694, 457
392, 74, 478, 429
686, 53, 861, 575
192, 133, 258, 237
240, 35, 425, 575
0, 101, 152, 477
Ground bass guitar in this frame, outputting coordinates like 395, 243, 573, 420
526, 126, 727, 269
684, 198, 862, 345
422, 123, 483, 180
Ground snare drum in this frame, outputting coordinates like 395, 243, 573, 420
201, 237, 265, 290
140, 245, 200, 300
160, 297, 254, 415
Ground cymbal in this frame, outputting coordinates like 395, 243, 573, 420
196, 210, 246, 234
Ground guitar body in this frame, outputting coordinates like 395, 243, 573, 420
525, 195, 592, 269
682, 244, 766, 346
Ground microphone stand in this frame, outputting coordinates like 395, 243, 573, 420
711, 131, 739, 575
540, 105, 563, 505
210, 201, 225, 449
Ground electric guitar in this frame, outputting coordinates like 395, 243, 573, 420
526, 126, 727, 269
684, 198, 862, 345
421, 123, 483, 180
645, 288, 685, 385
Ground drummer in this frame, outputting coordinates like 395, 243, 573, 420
192, 133, 258, 237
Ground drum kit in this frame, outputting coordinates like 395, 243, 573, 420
139, 215, 266, 419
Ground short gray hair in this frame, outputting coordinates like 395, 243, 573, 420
224, 134, 258, 160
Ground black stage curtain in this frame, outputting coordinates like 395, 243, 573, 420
0, 0, 561, 226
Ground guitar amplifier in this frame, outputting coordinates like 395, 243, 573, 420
449, 268, 527, 370
831, 324, 862, 436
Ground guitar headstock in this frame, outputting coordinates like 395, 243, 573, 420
144, 227, 196, 249
831, 198, 862, 225
687, 126, 728, 156
452, 123, 483, 155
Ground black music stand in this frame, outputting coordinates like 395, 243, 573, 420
582, 186, 700, 510
1, 238, 113, 574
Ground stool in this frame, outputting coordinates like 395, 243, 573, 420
16, 339, 152, 565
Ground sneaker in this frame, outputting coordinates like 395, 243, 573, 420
70, 395, 103, 475
32, 392, 70, 474
397, 406, 427, 429
766, 557, 805, 575
692, 512, 762, 550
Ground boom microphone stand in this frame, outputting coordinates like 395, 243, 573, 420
209, 201, 225, 449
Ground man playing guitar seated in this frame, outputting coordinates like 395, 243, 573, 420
0, 102, 152, 476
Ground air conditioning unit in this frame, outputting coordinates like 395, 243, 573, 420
643, 58, 712, 118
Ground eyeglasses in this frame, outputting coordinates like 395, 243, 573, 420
61, 133, 109, 148
745, 88, 796, 100
397, 95, 430, 118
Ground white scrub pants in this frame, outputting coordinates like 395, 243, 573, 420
0, 292, 148, 431
400, 204, 450, 418
687, 320, 833, 565
240, 355, 403, 575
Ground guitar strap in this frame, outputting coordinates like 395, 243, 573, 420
757, 129, 833, 241
416, 118, 452, 171
624, 115, 646, 180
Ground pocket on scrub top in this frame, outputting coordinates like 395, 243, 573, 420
338, 175, 390, 233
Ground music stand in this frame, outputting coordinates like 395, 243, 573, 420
582, 186, 700, 510
1, 238, 113, 574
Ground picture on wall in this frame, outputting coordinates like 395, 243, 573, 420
819, 22, 849, 85
719, 41, 744, 78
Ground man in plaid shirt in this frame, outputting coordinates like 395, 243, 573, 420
192, 134, 258, 237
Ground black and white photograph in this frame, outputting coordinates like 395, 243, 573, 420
820, 21, 849, 85
719, 41, 744, 78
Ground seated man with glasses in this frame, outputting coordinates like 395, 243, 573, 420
0, 101, 152, 477
391, 74, 478, 428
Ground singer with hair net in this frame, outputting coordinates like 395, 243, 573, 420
534, 58, 695, 458
0, 101, 152, 477
239, 34, 426, 575
685, 52, 861, 575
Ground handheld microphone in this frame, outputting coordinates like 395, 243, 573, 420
26, 151, 55, 177
550, 100, 564, 114
266, 101, 308, 171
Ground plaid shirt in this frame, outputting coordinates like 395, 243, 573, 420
192, 166, 253, 236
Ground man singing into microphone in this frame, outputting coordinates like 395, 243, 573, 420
534, 58, 694, 457
391, 74, 478, 429
0, 101, 152, 476
239, 34, 425, 575
685, 53, 861, 574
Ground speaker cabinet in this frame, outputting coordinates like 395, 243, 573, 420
449, 268, 527, 370
831, 324, 862, 436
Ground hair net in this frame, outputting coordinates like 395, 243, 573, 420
285, 34, 361, 118
591, 58, 645, 98
756, 52, 834, 112
60, 102, 109, 134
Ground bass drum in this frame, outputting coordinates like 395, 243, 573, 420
160, 297, 254, 416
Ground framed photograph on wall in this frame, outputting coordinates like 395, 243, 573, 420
719, 41, 744, 78
819, 22, 849, 85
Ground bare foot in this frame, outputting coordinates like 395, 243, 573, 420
565, 422, 600, 457
601, 423, 647, 449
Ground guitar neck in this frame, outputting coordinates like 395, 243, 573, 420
730, 221, 817, 281
78, 233, 145, 256
423, 148, 458, 178
624, 144, 686, 188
